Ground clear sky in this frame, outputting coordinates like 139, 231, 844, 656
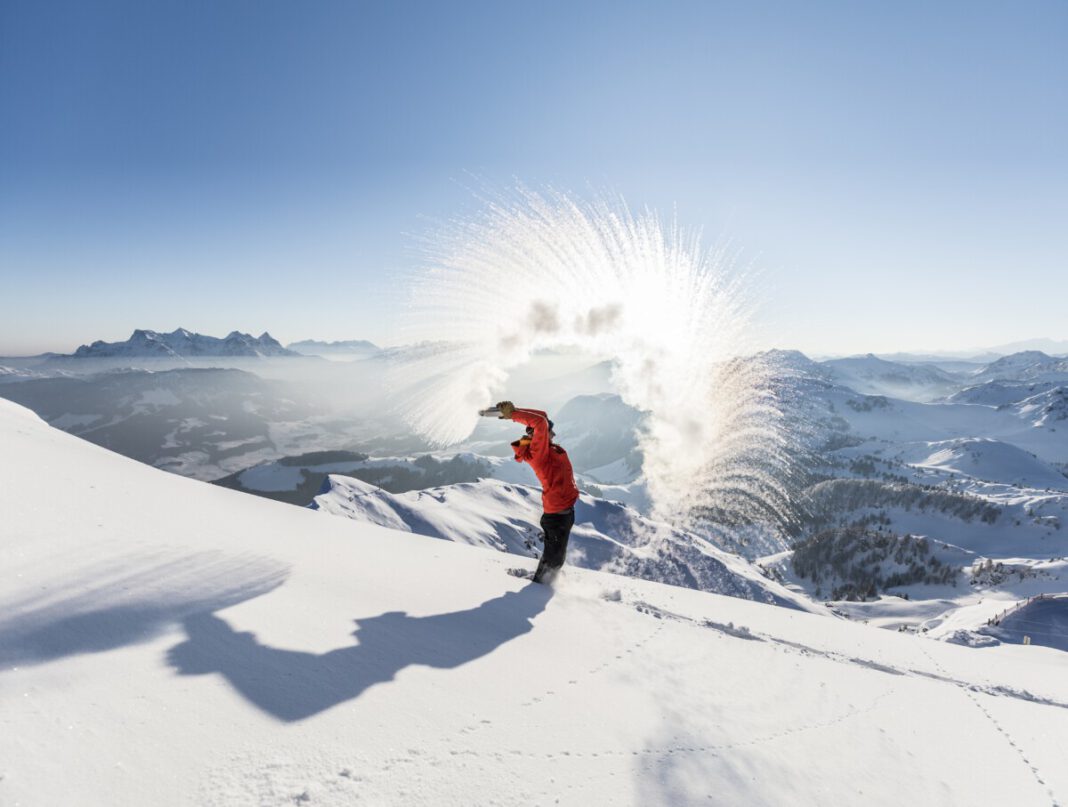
2, 0, 1066, 356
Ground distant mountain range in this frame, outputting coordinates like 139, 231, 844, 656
973, 351, 1068, 383
286, 339, 381, 358
871, 338, 1068, 364
770, 349, 1068, 403
978, 337, 1068, 356
67, 328, 297, 359
819, 353, 960, 402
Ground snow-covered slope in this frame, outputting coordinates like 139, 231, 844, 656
310, 475, 817, 611
974, 351, 1068, 383
948, 380, 1060, 407
820, 354, 960, 401
900, 438, 1068, 490
806, 382, 1068, 466
1011, 386, 1068, 430
4, 398, 1068, 806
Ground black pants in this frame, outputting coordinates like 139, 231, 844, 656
535, 507, 574, 581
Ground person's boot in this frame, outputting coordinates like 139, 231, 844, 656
539, 565, 561, 586
532, 557, 550, 584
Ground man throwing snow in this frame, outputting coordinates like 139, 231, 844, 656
496, 401, 580, 584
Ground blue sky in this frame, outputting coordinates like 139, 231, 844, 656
2, 0, 1066, 356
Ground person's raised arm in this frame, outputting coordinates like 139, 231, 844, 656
504, 404, 553, 461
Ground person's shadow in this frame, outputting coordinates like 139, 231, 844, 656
167, 585, 551, 722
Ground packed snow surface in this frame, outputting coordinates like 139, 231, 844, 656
3, 398, 1068, 806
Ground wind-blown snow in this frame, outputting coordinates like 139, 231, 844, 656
4, 398, 1068, 806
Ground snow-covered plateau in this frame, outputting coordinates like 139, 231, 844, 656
4, 398, 1068, 805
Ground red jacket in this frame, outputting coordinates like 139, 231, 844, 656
510, 408, 580, 514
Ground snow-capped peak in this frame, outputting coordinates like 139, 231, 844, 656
69, 329, 299, 359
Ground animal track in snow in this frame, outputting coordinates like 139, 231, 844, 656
608, 591, 1068, 712
914, 642, 1060, 807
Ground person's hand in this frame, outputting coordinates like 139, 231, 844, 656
496, 401, 515, 419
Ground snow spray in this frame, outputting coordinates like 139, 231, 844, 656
390, 188, 796, 543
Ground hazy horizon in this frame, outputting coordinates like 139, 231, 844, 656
5, 324, 1068, 361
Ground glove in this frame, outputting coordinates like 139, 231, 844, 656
496, 401, 515, 419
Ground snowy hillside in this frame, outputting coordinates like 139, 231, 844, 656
805, 381, 1068, 466
820, 353, 960, 401
310, 475, 817, 611
974, 351, 1068, 383
899, 438, 1068, 490
1011, 386, 1068, 430
762, 412, 1068, 638
5, 400, 1068, 805
948, 380, 1060, 407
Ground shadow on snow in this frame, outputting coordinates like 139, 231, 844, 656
166, 584, 553, 722
0, 550, 288, 666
